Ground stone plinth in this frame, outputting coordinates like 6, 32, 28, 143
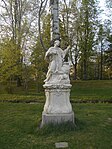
41, 83, 74, 127
41, 112, 74, 126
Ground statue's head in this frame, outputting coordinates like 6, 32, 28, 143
54, 40, 60, 47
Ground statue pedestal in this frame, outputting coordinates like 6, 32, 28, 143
42, 112, 74, 126
41, 83, 74, 127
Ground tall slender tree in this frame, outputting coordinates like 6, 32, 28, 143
78, 0, 99, 80
105, 34, 112, 79
0, 0, 39, 85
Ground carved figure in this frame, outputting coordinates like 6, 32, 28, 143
44, 40, 70, 83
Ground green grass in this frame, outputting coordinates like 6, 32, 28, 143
0, 103, 112, 149
70, 80, 112, 101
71, 80, 112, 96
0, 80, 112, 103
0, 94, 45, 103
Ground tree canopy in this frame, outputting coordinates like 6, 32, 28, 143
0, 0, 112, 92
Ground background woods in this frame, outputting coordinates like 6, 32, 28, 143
0, 0, 112, 93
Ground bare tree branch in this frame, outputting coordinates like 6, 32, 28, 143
0, 14, 11, 26
38, 0, 48, 51
40, 0, 48, 16
1, 0, 10, 17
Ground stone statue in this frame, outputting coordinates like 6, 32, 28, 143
41, 40, 74, 126
44, 40, 70, 84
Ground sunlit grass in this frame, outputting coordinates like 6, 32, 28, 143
0, 103, 112, 149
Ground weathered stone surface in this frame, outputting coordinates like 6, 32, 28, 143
41, 112, 74, 126
43, 86, 72, 114
41, 40, 75, 127
55, 142, 68, 148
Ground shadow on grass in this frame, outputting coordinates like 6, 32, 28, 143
36, 118, 87, 136
75, 118, 88, 130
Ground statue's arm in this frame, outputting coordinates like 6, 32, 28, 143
45, 47, 53, 58
45, 49, 51, 61
63, 45, 70, 58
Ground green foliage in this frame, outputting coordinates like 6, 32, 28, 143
38, 13, 51, 49
0, 39, 22, 82
78, 0, 99, 80
60, 0, 100, 80
0, 0, 112, 89
30, 43, 47, 92
30, 14, 51, 92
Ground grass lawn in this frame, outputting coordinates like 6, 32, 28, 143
0, 80, 112, 103
70, 80, 112, 101
0, 102, 112, 149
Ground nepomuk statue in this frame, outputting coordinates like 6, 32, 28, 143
44, 40, 70, 84
42, 40, 74, 121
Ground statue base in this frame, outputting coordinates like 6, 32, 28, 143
41, 83, 75, 127
41, 112, 74, 127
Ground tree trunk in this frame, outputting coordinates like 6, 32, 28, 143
83, 58, 87, 80
100, 39, 103, 80
50, 0, 60, 41
16, 76, 22, 87
73, 63, 77, 80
